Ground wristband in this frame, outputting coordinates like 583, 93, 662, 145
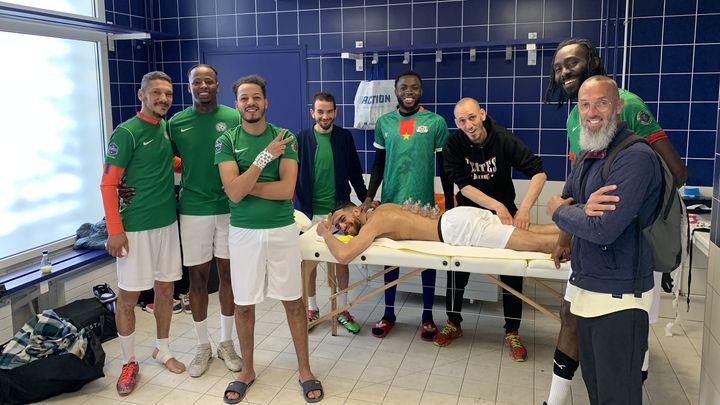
253, 149, 273, 170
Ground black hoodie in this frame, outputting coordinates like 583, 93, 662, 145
442, 116, 544, 215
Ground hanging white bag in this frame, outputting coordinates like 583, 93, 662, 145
353, 64, 395, 130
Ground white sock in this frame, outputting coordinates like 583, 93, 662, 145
308, 295, 318, 310
220, 314, 234, 342
155, 338, 172, 364
194, 318, 209, 345
642, 349, 650, 371
337, 292, 348, 309
547, 373, 572, 405
118, 332, 135, 364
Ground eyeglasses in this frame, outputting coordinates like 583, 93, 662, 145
578, 99, 614, 112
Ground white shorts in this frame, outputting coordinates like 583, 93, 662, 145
229, 223, 302, 305
117, 221, 182, 291
564, 271, 661, 324
179, 214, 230, 266
440, 206, 515, 249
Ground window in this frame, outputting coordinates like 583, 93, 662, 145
0, 0, 97, 18
0, 3, 111, 262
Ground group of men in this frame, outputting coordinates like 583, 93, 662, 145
101, 68, 323, 403
100, 37, 687, 405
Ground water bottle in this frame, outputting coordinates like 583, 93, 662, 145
40, 250, 52, 274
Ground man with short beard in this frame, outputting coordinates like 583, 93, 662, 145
215, 75, 323, 403
295, 91, 368, 333
546, 38, 686, 181
100, 71, 186, 396
360, 70, 453, 340
546, 76, 662, 405
543, 38, 687, 405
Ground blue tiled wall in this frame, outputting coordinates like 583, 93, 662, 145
105, 0, 154, 128
106, 0, 720, 187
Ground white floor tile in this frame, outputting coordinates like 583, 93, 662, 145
31, 291, 703, 405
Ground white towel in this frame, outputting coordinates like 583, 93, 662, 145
310, 224, 551, 261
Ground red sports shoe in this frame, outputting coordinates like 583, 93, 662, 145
433, 321, 462, 347
116, 361, 139, 396
504, 331, 528, 362
420, 321, 438, 341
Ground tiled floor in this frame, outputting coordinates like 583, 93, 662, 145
41, 267, 702, 405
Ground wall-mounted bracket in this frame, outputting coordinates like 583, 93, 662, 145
108, 32, 150, 51
341, 52, 364, 71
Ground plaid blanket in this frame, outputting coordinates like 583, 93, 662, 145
0, 310, 89, 370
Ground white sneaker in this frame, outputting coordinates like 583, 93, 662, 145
217, 340, 242, 371
180, 294, 191, 314
188, 343, 212, 377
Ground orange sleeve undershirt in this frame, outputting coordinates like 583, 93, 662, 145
173, 156, 182, 173
645, 129, 668, 144
100, 163, 125, 236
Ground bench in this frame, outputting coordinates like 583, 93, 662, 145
0, 249, 110, 299
0, 249, 112, 340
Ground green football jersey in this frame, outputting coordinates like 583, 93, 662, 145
169, 105, 240, 215
214, 123, 298, 229
104, 114, 176, 232
312, 129, 336, 215
374, 107, 449, 205
567, 89, 663, 159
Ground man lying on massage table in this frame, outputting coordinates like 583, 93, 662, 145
316, 202, 561, 265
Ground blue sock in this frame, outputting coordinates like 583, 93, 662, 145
383, 266, 399, 322
421, 269, 436, 322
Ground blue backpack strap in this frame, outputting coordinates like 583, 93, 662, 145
601, 134, 647, 182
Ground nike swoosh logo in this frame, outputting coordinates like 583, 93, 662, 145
553, 360, 565, 369
234, 147, 248, 153
143, 139, 154, 146
180, 127, 193, 132
571, 124, 580, 132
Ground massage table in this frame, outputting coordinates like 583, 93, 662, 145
298, 224, 572, 335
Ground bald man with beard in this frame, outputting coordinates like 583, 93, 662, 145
546, 76, 662, 405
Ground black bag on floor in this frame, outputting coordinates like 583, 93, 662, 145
55, 298, 117, 343
0, 332, 106, 404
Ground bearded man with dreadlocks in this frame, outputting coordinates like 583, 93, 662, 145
542, 38, 687, 405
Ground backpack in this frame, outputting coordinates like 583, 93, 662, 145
599, 134, 687, 296
54, 298, 117, 343
0, 331, 105, 404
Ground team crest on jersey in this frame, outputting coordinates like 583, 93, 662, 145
291, 140, 298, 152
215, 139, 222, 153
416, 125, 429, 133
383, 131, 388, 138
216, 122, 227, 132
636, 111, 652, 125
107, 143, 119, 157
